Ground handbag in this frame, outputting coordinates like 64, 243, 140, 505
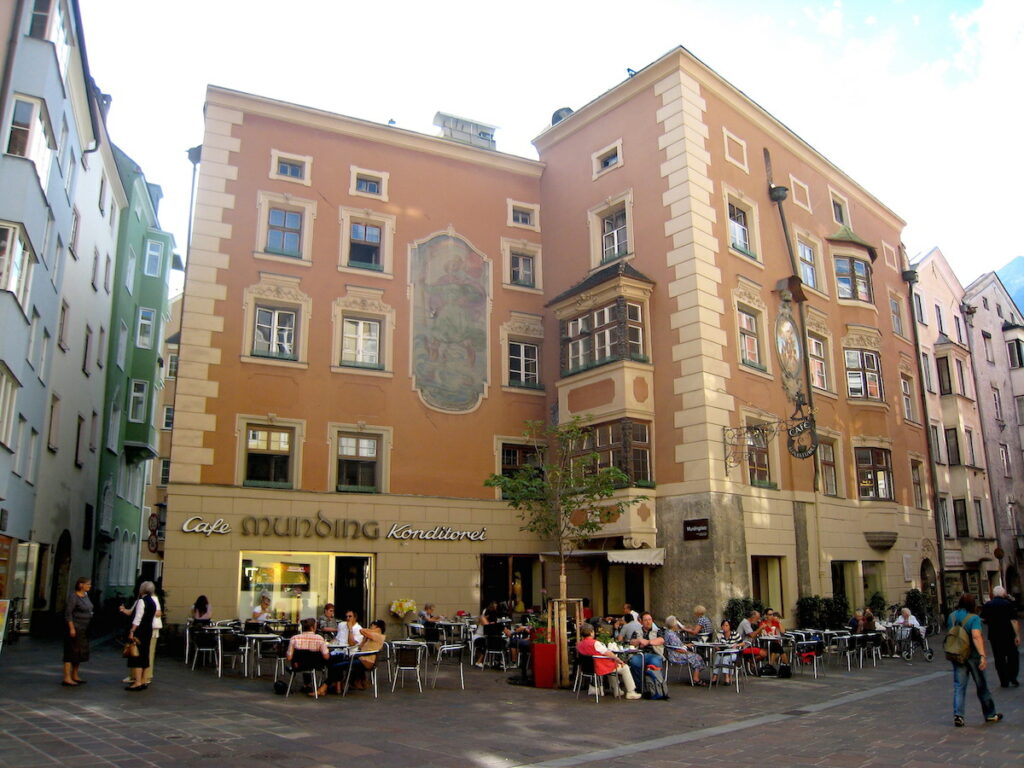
122, 638, 140, 658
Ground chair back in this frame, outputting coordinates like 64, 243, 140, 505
483, 622, 503, 638
193, 630, 218, 650
423, 623, 441, 644
484, 632, 507, 652
395, 644, 422, 669
577, 654, 596, 676
289, 648, 326, 672
219, 633, 242, 653
243, 621, 263, 634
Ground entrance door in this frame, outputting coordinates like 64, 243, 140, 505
334, 556, 370, 624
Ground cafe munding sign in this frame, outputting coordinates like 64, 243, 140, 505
180, 511, 486, 542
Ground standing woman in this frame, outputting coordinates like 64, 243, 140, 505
62, 577, 93, 686
125, 581, 158, 691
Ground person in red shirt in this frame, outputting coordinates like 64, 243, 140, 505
576, 623, 641, 699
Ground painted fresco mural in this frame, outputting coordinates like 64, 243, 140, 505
410, 233, 490, 411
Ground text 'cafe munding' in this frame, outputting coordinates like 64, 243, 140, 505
160, 488, 558, 629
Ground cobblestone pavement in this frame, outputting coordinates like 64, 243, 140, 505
0, 637, 1019, 768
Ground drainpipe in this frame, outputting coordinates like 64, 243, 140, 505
902, 264, 948, 613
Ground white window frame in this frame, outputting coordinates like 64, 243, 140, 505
0, 222, 36, 310
587, 190, 633, 268
900, 374, 914, 421
235, 415, 305, 489
349, 165, 389, 201
255, 190, 316, 266
143, 239, 164, 277
507, 199, 540, 232
993, 386, 1004, 420
501, 237, 543, 292
808, 332, 830, 391
6, 96, 55, 188
738, 307, 762, 369
128, 380, 148, 423
253, 306, 298, 361
328, 422, 392, 494
845, 348, 883, 400
725, 192, 761, 262
269, 149, 312, 186
340, 316, 382, 369
797, 237, 820, 293
241, 274, 312, 370
162, 405, 174, 430
338, 206, 396, 278
508, 340, 540, 388
136, 307, 156, 349
591, 139, 624, 179
0, 363, 19, 448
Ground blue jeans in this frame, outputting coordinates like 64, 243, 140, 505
628, 652, 662, 690
952, 657, 996, 719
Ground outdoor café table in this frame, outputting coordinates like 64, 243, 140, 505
242, 633, 281, 678
692, 641, 729, 665
185, 623, 233, 664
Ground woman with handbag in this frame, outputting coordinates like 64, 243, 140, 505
62, 577, 93, 687
125, 581, 158, 691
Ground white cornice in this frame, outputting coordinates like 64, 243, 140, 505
207, 86, 544, 178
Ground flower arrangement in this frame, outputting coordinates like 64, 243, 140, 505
388, 598, 417, 618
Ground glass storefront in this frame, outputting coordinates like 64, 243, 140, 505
238, 550, 373, 623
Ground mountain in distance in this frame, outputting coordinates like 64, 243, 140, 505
998, 256, 1024, 317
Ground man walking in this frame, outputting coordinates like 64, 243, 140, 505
948, 593, 1002, 727
981, 586, 1021, 688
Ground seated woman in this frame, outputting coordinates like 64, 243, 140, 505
681, 605, 713, 639
191, 595, 212, 623
472, 600, 501, 668
663, 615, 706, 686
322, 620, 386, 694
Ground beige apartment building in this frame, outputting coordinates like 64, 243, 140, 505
164, 48, 937, 628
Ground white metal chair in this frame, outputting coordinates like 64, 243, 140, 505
664, 645, 698, 686
391, 641, 426, 693
342, 650, 380, 698
709, 647, 744, 693
432, 642, 466, 689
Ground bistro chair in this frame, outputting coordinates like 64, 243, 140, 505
423, 622, 443, 654
708, 647, 744, 693
285, 649, 328, 698
794, 637, 825, 679
865, 632, 884, 667
432, 641, 466, 690
191, 630, 220, 672
218, 632, 245, 677
482, 624, 508, 670
391, 642, 426, 693
664, 645, 698, 686
572, 655, 612, 702
342, 650, 380, 698
243, 621, 264, 634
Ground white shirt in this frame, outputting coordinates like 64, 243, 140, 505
130, 596, 162, 630
339, 622, 363, 646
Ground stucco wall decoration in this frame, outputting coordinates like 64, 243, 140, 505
410, 232, 490, 412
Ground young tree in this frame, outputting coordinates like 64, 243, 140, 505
484, 416, 645, 602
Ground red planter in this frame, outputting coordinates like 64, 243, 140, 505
532, 642, 557, 688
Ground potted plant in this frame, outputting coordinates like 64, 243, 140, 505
529, 617, 557, 689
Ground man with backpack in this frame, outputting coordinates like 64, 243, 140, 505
945, 593, 1003, 727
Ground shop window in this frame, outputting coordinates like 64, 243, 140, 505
244, 425, 294, 489
844, 349, 882, 400
561, 298, 646, 375
336, 433, 380, 493
855, 447, 892, 500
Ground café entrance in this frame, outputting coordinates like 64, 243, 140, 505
238, 551, 373, 622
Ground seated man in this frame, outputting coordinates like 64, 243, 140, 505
286, 618, 330, 695
418, 603, 442, 624
322, 619, 387, 695
627, 611, 665, 691
736, 610, 769, 670
616, 613, 643, 645
317, 603, 338, 637
577, 623, 642, 699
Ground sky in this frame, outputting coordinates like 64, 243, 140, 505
78, 0, 1024, 289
